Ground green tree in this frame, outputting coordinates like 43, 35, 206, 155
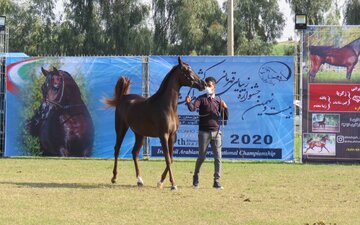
2, 0, 62, 55
152, 0, 178, 54
233, 0, 285, 55
344, 0, 360, 25
152, 0, 226, 55
172, 0, 226, 55
286, 0, 338, 25
98, 0, 151, 55
65, 0, 105, 55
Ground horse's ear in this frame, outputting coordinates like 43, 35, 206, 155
178, 57, 183, 66
41, 67, 48, 77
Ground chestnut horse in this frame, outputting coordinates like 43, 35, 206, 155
309, 37, 360, 81
26, 67, 94, 157
103, 57, 206, 190
304, 135, 330, 153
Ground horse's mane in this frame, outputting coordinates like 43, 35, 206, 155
58, 70, 82, 95
306, 138, 313, 143
54, 70, 84, 110
345, 37, 360, 56
345, 37, 360, 48
309, 45, 334, 56
148, 65, 178, 102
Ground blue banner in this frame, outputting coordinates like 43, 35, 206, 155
149, 56, 294, 160
5, 57, 142, 158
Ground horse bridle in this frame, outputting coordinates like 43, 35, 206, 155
44, 73, 84, 110
181, 64, 206, 96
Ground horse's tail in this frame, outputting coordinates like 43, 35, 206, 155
102, 76, 131, 107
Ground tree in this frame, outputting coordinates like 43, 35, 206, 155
152, 0, 226, 55
152, 0, 177, 54
172, 0, 226, 55
344, 0, 360, 25
98, 0, 151, 55
233, 0, 285, 55
286, 0, 337, 25
65, 0, 105, 55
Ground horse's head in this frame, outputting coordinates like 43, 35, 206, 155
177, 57, 206, 91
41, 67, 65, 108
322, 135, 330, 141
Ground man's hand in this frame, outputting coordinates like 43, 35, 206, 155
186, 96, 191, 104
221, 100, 228, 109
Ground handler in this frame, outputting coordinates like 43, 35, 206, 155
185, 76, 229, 189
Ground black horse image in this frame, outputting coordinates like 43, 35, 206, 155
26, 67, 94, 157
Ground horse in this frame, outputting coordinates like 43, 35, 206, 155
304, 135, 330, 153
313, 117, 326, 128
318, 117, 326, 128
103, 57, 206, 190
309, 37, 360, 81
26, 67, 94, 157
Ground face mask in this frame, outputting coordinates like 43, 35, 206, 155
205, 86, 213, 95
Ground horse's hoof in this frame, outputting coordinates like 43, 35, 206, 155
171, 185, 177, 191
111, 178, 116, 184
137, 176, 144, 187
157, 181, 164, 189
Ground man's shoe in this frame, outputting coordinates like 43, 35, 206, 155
193, 175, 199, 188
213, 182, 224, 190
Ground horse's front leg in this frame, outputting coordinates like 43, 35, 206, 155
157, 136, 176, 190
346, 64, 356, 80
323, 145, 330, 153
158, 132, 176, 184
304, 147, 309, 153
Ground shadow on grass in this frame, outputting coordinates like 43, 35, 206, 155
0, 181, 157, 189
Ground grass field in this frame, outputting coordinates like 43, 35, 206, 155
313, 70, 360, 83
1, 158, 360, 225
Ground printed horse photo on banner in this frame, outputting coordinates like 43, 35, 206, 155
312, 113, 340, 133
303, 133, 336, 156
308, 37, 360, 82
24, 67, 94, 157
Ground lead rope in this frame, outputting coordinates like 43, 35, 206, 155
214, 95, 224, 148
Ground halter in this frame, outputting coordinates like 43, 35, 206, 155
44, 73, 84, 110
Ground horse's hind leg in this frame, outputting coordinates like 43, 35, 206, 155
111, 124, 129, 184
132, 133, 145, 186
309, 55, 322, 82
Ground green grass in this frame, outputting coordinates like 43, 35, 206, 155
271, 41, 295, 56
1, 158, 359, 225
314, 70, 360, 83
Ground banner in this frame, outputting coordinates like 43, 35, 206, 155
149, 56, 294, 160
302, 26, 360, 163
5, 56, 143, 158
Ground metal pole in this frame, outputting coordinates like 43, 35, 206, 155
0, 25, 7, 157
227, 0, 234, 56
141, 56, 150, 158
299, 29, 303, 164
